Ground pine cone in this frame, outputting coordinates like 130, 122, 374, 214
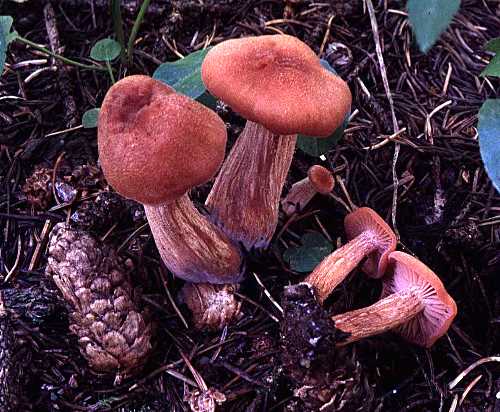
3, 277, 61, 325
70, 191, 125, 232
46, 223, 153, 382
22, 167, 53, 209
70, 164, 106, 193
181, 283, 241, 331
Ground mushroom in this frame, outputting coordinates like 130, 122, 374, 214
305, 207, 396, 303
332, 251, 457, 347
98, 75, 243, 283
201, 35, 351, 250
281, 165, 335, 216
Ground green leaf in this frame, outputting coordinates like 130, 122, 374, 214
481, 54, 500, 78
153, 48, 211, 99
90, 38, 122, 62
478, 99, 500, 193
0, 24, 6, 74
297, 115, 349, 157
196, 90, 218, 109
481, 38, 500, 78
297, 59, 350, 157
283, 232, 333, 273
408, 0, 460, 53
485, 37, 500, 53
82, 108, 100, 128
0, 16, 15, 74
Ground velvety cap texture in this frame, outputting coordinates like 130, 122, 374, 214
308, 165, 335, 194
201, 35, 352, 136
98, 75, 227, 205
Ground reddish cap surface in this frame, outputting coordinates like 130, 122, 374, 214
382, 252, 457, 347
201, 35, 352, 136
344, 207, 397, 278
98, 75, 227, 205
307, 165, 335, 194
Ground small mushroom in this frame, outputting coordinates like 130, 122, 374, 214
202, 35, 351, 250
305, 207, 396, 303
332, 251, 457, 347
98, 75, 243, 283
281, 165, 335, 216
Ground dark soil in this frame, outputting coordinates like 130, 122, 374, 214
1, 0, 499, 411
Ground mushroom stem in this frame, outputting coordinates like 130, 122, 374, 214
281, 177, 318, 216
206, 121, 297, 250
305, 230, 379, 303
144, 194, 243, 283
333, 285, 427, 345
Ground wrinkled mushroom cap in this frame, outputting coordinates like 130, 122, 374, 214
382, 252, 457, 347
308, 165, 335, 194
98, 75, 227, 205
344, 207, 397, 278
201, 35, 352, 136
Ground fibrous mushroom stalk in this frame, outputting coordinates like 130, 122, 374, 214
145, 194, 243, 284
305, 230, 379, 303
281, 177, 319, 216
206, 121, 296, 250
332, 286, 426, 345
281, 165, 334, 216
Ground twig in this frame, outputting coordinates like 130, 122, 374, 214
252, 272, 283, 314
28, 219, 52, 271
365, 0, 400, 238
15, 36, 106, 72
111, 0, 125, 60
448, 356, 500, 389
43, 1, 78, 127
127, 0, 151, 66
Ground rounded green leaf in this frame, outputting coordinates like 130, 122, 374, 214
478, 99, 500, 193
0, 16, 15, 74
297, 59, 350, 157
485, 37, 500, 53
297, 115, 349, 157
408, 0, 460, 53
481, 37, 500, 78
283, 232, 333, 273
90, 38, 121, 62
481, 54, 500, 78
82, 108, 100, 128
153, 48, 211, 99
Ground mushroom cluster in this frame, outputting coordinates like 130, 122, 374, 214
281, 206, 457, 379
95, 35, 352, 334
280, 206, 457, 408
59, 33, 457, 389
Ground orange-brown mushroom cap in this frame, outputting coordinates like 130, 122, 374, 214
382, 252, 457, 347
307, 165, 335, 194
344, 207, 397, 278
201, 35, 352, 136
98, 75, 227, 205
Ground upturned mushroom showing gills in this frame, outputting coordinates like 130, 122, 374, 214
98, 75, 243, 284
305, 207, 396, 303
281, 165, 335, 216
202, 35, 352, 250
332, 252, 457, 347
